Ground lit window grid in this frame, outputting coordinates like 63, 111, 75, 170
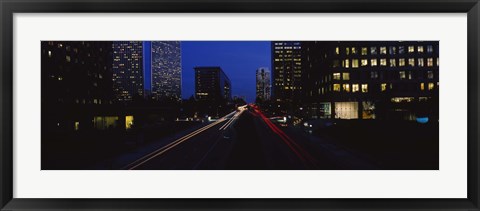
320, 42, 438, 98
151, 41, 182, 100
112, 41, 144, 101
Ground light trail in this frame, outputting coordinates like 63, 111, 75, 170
252, 108, 318, 168
123, 111, 236, 170
219, 113, 238, 130
219, 109, 244, 130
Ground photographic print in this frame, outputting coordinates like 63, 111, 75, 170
41, 41, 439, 170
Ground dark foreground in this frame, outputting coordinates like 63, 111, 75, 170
42, 108, 439, 170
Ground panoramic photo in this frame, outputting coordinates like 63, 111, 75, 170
41, 41, 439, 170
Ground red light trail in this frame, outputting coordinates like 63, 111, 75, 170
251, 107, 318, 169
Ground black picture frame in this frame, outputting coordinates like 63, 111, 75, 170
1, 0, 479, 210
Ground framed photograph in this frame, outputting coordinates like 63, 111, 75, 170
1, 0, 479, 210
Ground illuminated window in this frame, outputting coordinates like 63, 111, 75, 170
370, 47, 377, 55
427, 58, 434, 67
343, 72, 350, 80
437, 57, 439, 66
428, 71, 434, 79
390, 59, 396, 67
381, 83, 387, 91
66, 55, 71, 62
370, 71, 378, 79
361, 59, 368, 66
346, 47, 350, 55
351, 47, 357, 54
389, 46, 396, 54
408, 46, 415, 53
343, 84, 350, 92
344, 59, 350, 68
391, 97, 414, 103
361, 47, 368, 55
408, 58, 415, 67
428, 83, 435, 90
399, 71, 406, 79
333, 84, 341, 92
380, 59, 387, 66
418, 58, 424, 67
418, 46, 424, 53
420, 83, 425, 90
74, 122, 79, 131
48, 51, 52, 57
352, 59, 359, 68
361, 84, 368, 93
333, 73, 341, 80
399, 46, 405, 54
352, 84, 359, 93
427, 45, 433, 53
371, 59, 377, 66
335, 47, 340, 55
380, 47, 387, 54
399, 58, 405, 66
125, 116, 134, 130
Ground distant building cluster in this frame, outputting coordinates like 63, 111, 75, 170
271, 41, 439, 121
42, 41, 183, 132
41, 40, 439, 133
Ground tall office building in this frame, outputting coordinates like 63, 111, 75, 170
112, 41, 144, 102
41, 41, 114, 131
271, 41, 304, 101
302, 41, 439, 120
194, 66, 232, 102
256, 67, 271, 101
151, 41, 182, 101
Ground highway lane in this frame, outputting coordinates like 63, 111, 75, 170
126, 109, 244, 170
124, 105, 372, 170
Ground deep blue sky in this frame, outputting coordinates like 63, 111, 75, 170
143, 41, 271, 103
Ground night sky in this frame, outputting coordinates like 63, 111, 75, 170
143, 41, 271, 103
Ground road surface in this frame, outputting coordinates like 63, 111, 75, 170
123, 107, 375, 170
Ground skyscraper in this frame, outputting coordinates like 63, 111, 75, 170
271, 41, 304, 101
151, 41, 182, 101
112, 41, 144, 102
256, 67, 271, 101
194, 66, 231, 102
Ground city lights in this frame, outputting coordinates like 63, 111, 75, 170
42, 41, 439, 170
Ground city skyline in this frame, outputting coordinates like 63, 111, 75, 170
41, 40, 439, 170
140, 41, 270, 103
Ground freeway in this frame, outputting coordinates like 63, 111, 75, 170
122, 105, 374, 170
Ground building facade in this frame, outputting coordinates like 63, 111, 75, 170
271, 41, 304, 102
41, 41, 117, 132
112, 41, 144, 102
256, 67, 271, 102
194, 66, 232, 102
302, 41, 439, 121
151, 41, 182, 101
